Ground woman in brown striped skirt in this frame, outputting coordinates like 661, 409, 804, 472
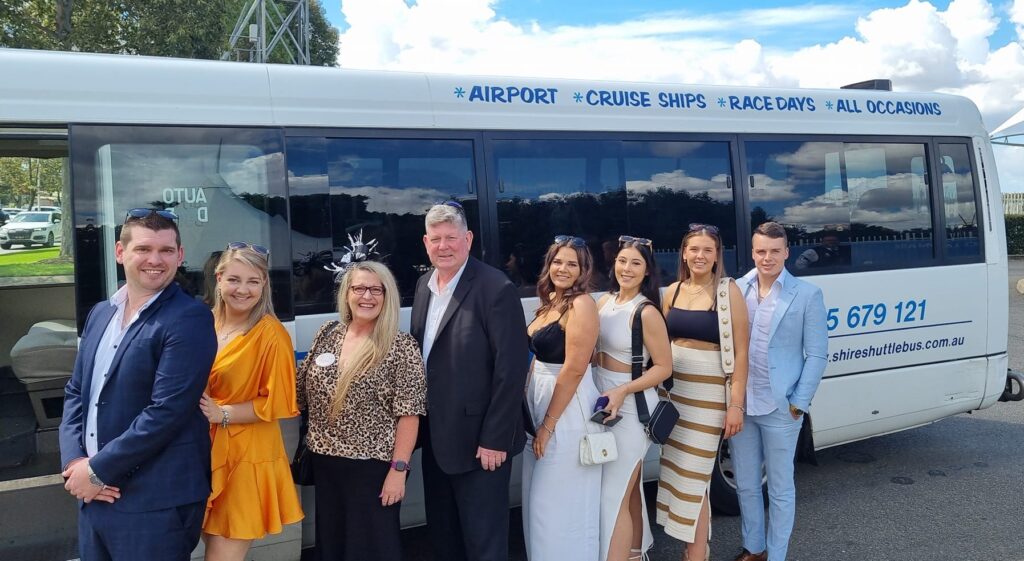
656, 224, 749, 561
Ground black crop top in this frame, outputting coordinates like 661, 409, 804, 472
529, 307, 569, 364
665, 282, 720, 345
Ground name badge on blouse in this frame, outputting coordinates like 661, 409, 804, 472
315, 353, 336, 367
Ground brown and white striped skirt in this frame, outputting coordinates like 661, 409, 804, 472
655, 345, 727, 543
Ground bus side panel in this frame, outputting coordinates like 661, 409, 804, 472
810, 357, 988, 449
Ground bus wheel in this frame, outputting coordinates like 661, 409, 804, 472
0, 243, 10, 250
710, 438, 767, 516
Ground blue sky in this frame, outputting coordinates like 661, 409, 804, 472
321, 0, 1019, 48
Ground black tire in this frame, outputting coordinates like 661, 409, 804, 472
709, 438, 768, 516
44, 232, 54, 247
0, 243, 10, 250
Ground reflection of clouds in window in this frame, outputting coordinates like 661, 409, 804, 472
776, 192, 851, 232
287, 171, 328, 195
536, 191, 602, 202
640, 142, 706, 158
333, 185, 447, 214
626, 170, 731, 201
217, 152, 279, 194
748, 174, 800, 202
772, 143, 840, 182
850, 208, 931, 231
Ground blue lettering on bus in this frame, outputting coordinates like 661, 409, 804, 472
586, 89, 652, 107
865, 99, 942, 116
657, 92, 707, 109
836, 99, 862, 113
728, 95, 815, 112
467, 85, 558, 104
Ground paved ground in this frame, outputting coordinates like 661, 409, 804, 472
401, 259, 1024, 561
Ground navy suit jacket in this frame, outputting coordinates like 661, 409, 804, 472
59, 282, 217, 512
410, 257, 530, 474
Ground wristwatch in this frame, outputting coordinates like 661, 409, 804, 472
87, 464, 105, 488
789, 404, 805, 417
390, 459, 411, 473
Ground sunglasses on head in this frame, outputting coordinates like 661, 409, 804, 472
618, 235, 653, 249
554, 235, 586, 248
688, 223, 720, 235
435, 200, 465, 214
124, 208, 178, 223
227, 241, 270, 258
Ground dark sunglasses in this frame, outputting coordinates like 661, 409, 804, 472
124, 208, 178, 222
227, 241, 270, 258
688, 223, 720, 235
554, 235, 586, 248
618, 235, 653, 249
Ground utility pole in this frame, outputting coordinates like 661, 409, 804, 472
222, 0, 311, 65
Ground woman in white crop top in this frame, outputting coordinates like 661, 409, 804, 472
593, 236, 672, 561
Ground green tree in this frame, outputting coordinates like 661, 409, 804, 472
0, 0, 339, 63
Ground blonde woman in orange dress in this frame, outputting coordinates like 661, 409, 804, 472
198, 242, 303, 561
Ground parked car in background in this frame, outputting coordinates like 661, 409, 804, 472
29, 206, 61, 213
1, 208, 25, 217
0, 209, 7, 226
0, 211, 62, 249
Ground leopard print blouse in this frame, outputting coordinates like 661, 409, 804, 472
296, 321, 427, 462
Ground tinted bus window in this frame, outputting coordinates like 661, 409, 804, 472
71, 126, 289, 319
622, 140, 736, 280
288, 137, 478, 312
939, 144, 982, 259
746, 140, 933, 272
491, 139, 625, 294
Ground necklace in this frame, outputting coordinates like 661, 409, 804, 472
218, 325, 245, 342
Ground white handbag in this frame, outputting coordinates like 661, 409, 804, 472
577, 395, 618, 466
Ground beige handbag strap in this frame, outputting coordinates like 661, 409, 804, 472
716, 277, 735, 375
575, 392, 596, 435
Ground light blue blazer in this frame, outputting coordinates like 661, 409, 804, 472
736, 269, 829, 413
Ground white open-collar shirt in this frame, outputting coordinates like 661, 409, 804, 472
743, 268, 790, 416
422, 260, 468, 363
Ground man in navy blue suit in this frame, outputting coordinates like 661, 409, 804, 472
59, 209, 217, 561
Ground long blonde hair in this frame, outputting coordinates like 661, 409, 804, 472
212, 246, 275, 332
330, 261, 400, 418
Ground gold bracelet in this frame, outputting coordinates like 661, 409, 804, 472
728, 404, 746, 413
542, 422, 555, 435
544, 413, 559, 421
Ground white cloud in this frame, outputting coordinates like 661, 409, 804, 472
336, 0, 1024, 189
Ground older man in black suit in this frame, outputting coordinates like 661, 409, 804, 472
411, 202, 529, 561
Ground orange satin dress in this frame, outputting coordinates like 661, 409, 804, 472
203, 315, 304, 539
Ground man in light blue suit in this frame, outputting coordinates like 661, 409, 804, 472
60, 209, 217, 561
730, 222, 828, 561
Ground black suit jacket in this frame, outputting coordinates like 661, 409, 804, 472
411, 257, 529, 474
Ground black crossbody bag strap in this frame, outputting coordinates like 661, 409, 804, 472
631, 302, 652, 424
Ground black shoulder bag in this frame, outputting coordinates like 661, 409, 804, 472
290, 320, 340, 486
631, 301, 679, 445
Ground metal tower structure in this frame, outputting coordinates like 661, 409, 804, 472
223, 0, 311, 64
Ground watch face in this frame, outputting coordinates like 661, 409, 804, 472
393, 460, 409, 472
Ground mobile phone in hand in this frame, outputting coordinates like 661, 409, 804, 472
594, 396, 610, 412
589, 408, 622, 427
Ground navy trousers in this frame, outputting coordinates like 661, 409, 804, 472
78, 500, 204, 561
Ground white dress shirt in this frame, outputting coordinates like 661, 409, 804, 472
743, 269, 790, 416
85, 286, 163, 457
422, 260, 468, 363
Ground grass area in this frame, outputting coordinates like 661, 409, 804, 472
0, 247, 74, 278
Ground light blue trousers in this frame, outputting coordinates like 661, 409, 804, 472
729, 407, 803, 561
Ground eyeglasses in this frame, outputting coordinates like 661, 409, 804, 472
688, 223, 720, 235
350, 285, 385, 296
227, 241, 270, 259
124, 208, 178, 223
435, 200, 465, 214
554, 235, 586, 248
618, 235, 653, 249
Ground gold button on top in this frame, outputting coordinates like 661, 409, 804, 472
720, 304, 728, 311
722, 332, 730, 338
720, 290, 728, 298
721, 318, 729, 324
724, 346, 732, 352
725, 359, 733, 366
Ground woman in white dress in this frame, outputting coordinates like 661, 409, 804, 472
522, 235, 602, 561
593, 236, 673, 561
